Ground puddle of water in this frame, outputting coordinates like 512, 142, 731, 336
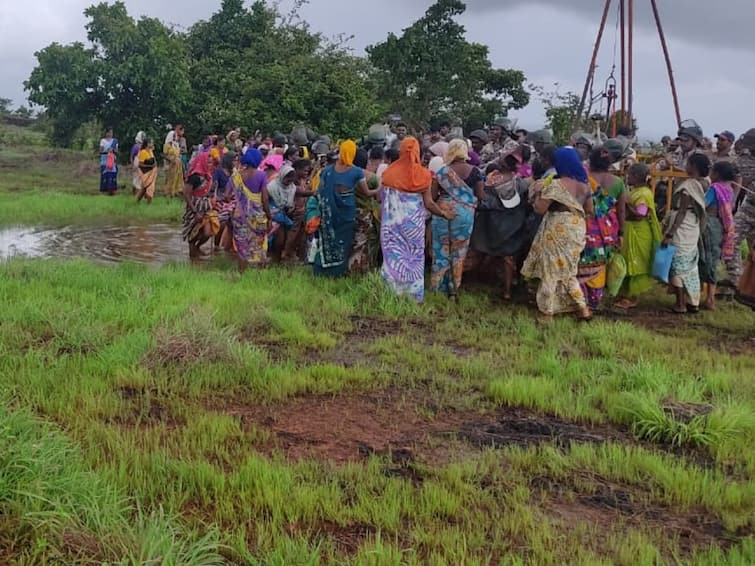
0, 225, 223, 266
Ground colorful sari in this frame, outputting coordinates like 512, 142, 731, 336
521, 178, 587, 315
381, 187, 427, 302
621, 185, 662, 296
163, 141, 184, 197
699, 182, 735, 284
99, 138, 118, 193
349, 172, 381, 274
666, 179, 706, 306
578, 181, 620, 307
182, 153, 218, 243
138, 149, 159, 200
314, 166, 361, 277
431, 166, 478, 293
229, 170, 269, 265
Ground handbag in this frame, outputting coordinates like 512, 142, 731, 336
652, 243, 676, 284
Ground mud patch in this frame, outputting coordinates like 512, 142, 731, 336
208, 392, 630, 467
460, 409, 629, 449
537, 472, 746, 557
286, 521, 378, 555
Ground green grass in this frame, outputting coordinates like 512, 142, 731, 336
0, 129, 753, 563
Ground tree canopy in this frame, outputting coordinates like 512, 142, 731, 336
367, 0, 529, 130
26, 0, 529, 148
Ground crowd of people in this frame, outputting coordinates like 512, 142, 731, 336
95, 118, 755, 319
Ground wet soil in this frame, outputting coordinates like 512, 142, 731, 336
0, 224, 222, 266
207, 390, 630, 467
535, 471, 749, 557
107, 385, 184, 428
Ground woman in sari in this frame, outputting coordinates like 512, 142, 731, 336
213, 152, 237, 251
99, 128, 119, 195
228, 148, 271, 271
349, 149, 381, 274
163, 125, 185, 198
615, 163, 662, 308
522, 147, 593, 321
470, 151, 531, 301
430, 139, 483, 296
699, 160, 736, 310
381, 137, 454, 302
313, 140, 375, 277
182, 151, 218, 258
579, 148, 623, 307
136, 138, 158, 204
130, 131, 145, 195
663, 153, 709, 314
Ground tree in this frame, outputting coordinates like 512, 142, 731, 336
26, 2, 190, 148
530, 83, 585, 146
0, 98, 12, 115
367, 0, 528, 130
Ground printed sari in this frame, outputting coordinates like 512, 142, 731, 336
666, 178, 706, 306
163, 142, 184, 197
229, 171, 269, 265
314, 166, 358, 277
621, 185, 662, 296
138, 149, 159, 200
381, 187, 427, 302
521, 178, 588, 315
699, 182, 735, 284
578, 180, 620, 307
431, 165, 477, 294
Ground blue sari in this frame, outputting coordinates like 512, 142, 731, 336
314, 165, 363, 277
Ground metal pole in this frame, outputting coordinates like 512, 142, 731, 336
620, 0, 626, 126
576, 0, 613, 125
627, 0, 634, 129
651, 0, 682, 128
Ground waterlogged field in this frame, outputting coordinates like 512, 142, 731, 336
0, 129, 754, 564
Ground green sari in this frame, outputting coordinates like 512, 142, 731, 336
621, 185, 662, 296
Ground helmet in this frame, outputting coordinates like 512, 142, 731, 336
311, 140, 330, 156
492, 117, 513, 131
290, 125, 309, 146
571, 131, 594, 147
367, 124, 387, 145
601, 138, 630, 163
469, 129, 489, 143
740, 128, 755, 151
527, 129, 554, 145
677, 119, 704, 145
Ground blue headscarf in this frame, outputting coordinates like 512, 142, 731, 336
554, 147, 588, 183
241, 148, 263, 168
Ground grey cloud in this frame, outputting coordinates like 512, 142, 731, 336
466, 0, 755, 53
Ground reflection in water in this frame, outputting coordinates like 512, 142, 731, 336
0, 225, 224, 266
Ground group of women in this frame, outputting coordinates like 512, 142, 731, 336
102, 124, 741, 319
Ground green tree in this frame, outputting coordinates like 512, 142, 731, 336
0, 98, 12, 114
530, 83, 584, 146
367, 0, 528, 130
25, 42, 101, 144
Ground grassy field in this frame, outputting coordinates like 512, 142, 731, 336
0, 127, 754, 564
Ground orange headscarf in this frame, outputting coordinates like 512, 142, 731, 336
381, 137, 432, 193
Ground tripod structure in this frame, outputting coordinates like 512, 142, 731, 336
576, 0, 682, 135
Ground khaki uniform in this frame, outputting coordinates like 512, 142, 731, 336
727, 154, 755, 281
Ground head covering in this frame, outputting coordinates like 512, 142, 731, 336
429, 141, 449, 157
677, 119, 704, 145
528, 129, 554, 145
428, 156, 445, 175
554, 147, 588, 183
188, 151, 211, 177
501, 140, 523, 163
241, 148, 263, 168
493, 117, 513, 131
135, 131, 146, 144
601, 138, 630, 163
367, 124, 387, 145
571, 131, 594, 147
445, 138, 469, 164
486, 171, 522, 209
714, 131, 735, 143
278, 164, 295, 183
312, 139, 330, 155
381, 137, 433, 193
469, 129, 489, 143
338, 140, 357, 167
260, 153, 283, 172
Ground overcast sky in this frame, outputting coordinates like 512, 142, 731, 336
1, 0, 752, 140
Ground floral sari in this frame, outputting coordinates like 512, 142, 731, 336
229, 171, 269, 265
521, 178, 588, 315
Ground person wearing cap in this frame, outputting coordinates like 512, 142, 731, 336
726, 128, 755, 286
712, 131, 736, 163
527, 129, 554, 159
470, 145, 531, 301
571, 132, 594, 162
668, 120, 705, 171
469, 130, 488, 156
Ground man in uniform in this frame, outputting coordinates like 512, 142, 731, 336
480, 117, 513, 164
711, 130, 736, 163
725, 128, 755, 286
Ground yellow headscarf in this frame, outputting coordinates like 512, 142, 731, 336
445, 138, 469, 165
338, 140, 357, 167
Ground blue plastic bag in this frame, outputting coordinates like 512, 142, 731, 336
652, 243, 676, 284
